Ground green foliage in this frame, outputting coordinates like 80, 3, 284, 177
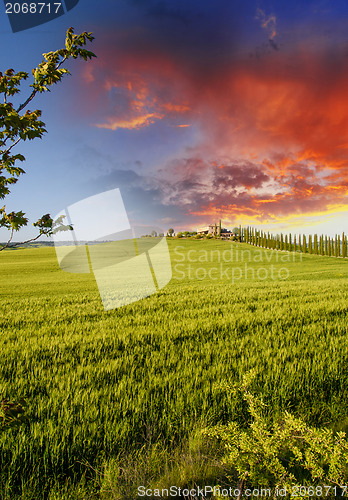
0, 28, 95, 251
0, 206, 28, 231
98, 435, 224, 500
0, 241, 347, 497
205, 373, 348, 496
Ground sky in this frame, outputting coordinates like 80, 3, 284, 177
1, 0, 348, 241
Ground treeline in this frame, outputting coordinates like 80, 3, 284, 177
241, 227, 348, 258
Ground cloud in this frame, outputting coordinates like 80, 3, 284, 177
255, 8, 277, 40
95, 112, 163, 131
78, 23, 348, 227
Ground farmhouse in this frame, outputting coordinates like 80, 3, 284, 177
197, 223, 234, 238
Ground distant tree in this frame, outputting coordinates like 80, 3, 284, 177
167, 228, 174, 237
302, 234, 307, 253
151, 230, 158, 237
0, 27, 96, 251
314, 234, 318, 255
343, 233, 347, 259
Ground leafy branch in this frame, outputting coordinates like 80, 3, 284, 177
0, 27, 96, 251
204, 372, 348, 496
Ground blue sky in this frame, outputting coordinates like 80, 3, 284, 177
1, 0, 348, 242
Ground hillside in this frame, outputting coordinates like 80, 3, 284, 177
0, 240, 347, 498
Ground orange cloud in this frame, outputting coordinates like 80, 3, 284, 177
94, 112, 163, 131
161, 103, 191, 113
81, 35, 348, 224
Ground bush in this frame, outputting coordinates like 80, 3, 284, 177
203, 372, 348, 498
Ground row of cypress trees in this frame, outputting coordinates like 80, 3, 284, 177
241, 227, 348, 258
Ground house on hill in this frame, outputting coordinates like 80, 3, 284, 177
197, 223, 233, 238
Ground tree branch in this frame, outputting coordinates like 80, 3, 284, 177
0, 227, 51, 251
16, 53, 69, 114
16, 89, 37, 114
0, 226, 14, 251
3, 137, 21, 155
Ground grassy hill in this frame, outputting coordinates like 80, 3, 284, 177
0, 240, 347, 498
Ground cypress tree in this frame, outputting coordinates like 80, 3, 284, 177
289, 233, 292, 252
325, 235, 328, 256
294, 235, 297, 252
343, 233, 347, 258
303, 234, 307, 253
308, 235, 312, 254
335, 235, 338, 257
299, 235, 302, 253
285, 234, 288, 252
314, 234, 318, 255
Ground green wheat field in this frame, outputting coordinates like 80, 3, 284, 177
0, 239, 347, 499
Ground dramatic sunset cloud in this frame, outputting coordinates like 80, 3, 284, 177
74, 1, 348, 233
